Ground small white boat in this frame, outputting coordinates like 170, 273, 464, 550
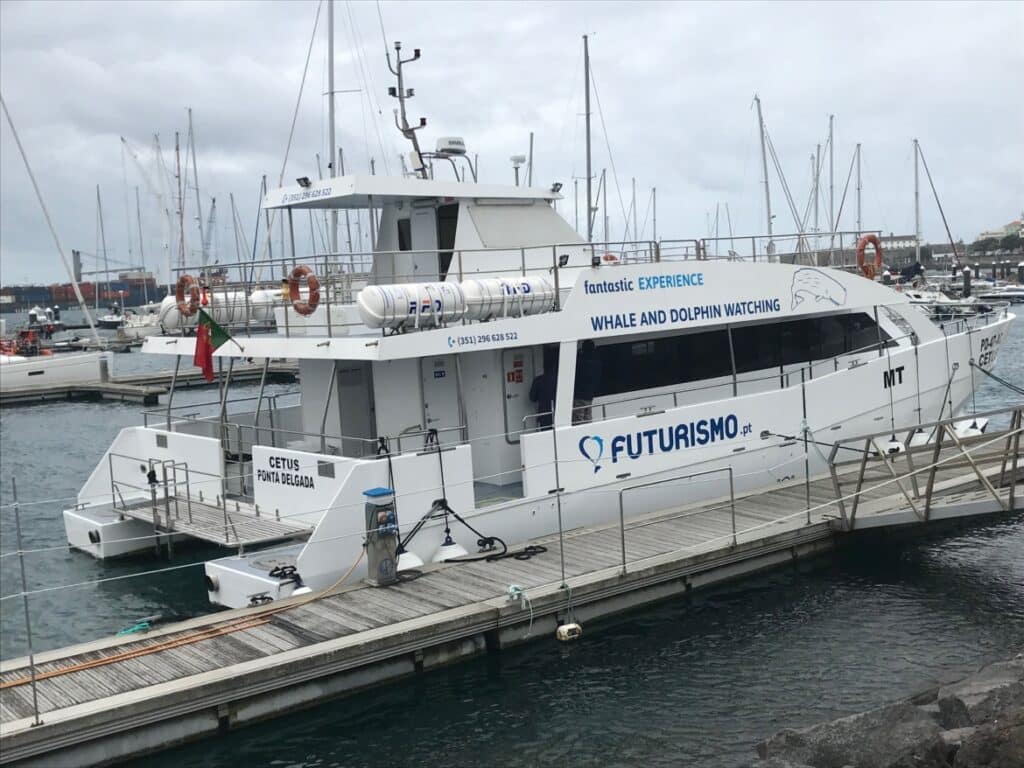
975, 283, 1024, 303
97, 305, 125, 329
0, 350, 113, 392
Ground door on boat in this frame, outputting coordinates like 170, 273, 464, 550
420, 355, 461, 442
502, 347, 538, 443
337, 361, 376, 457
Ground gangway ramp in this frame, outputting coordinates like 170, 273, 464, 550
116, 496, 313, 549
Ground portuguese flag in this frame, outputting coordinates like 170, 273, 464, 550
193, 309, 234, 382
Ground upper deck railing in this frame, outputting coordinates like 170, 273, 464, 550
169, 229, 882, 337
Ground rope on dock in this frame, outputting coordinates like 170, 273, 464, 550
0, 549, 365, 691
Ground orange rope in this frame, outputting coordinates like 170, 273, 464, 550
1, 548, 366, 691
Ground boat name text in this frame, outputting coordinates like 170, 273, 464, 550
256, 456, 315, 489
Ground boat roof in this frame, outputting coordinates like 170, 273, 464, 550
263, 174, 561, 211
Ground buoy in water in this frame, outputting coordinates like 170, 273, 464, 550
556, 622, 583, 642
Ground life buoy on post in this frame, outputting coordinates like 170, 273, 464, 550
856, 234, 883, 279
176, 274, 200, 316
288, 265, 320, 316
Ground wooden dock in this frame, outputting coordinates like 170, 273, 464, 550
1, 416, 1020, 767
0, 362, 298, 408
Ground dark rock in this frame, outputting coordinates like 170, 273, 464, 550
745, 758, 816, 768
953, 706, 1024, 767
910, 686, 941, 706
756, 701, 948, 768
938, 658, 1024, 729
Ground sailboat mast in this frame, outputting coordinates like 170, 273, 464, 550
855, 143, 862, 235
340, 148, 353, 252
914, 138, 921, 262
135, 186, 148, 303
602, 168, 608, 243
631, 177, 637, 241
0, 95, 99, 342
652, 187, 657, 242
97, 185, 111, 305
327, 0, 338, 253
754, 95, 772, 238
828, 114, 834, 236
175, 132, 185, 270
584, 34, 593, 243
188, 108, 206, 267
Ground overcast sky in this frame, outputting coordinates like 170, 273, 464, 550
1, 0, 1022, 286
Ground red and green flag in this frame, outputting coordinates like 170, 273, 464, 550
193, 309, 236, 382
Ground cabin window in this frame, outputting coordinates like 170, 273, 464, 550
397, 218, 412, 251
589, 329, 730, 398
585, 313, 892, 399
436, 203, 459, 280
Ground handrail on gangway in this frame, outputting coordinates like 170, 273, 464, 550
617, 466, 736, 576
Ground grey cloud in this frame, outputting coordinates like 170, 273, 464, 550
2, 0, 1022, 286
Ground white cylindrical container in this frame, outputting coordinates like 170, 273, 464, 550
357, 282, 467, 330
248, 289, 278, 323
157, 295, 186, 329
461, 276, 555, 321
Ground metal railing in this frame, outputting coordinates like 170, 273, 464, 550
107, 452, 234, 549
617, 467, 736, 575
671, 229, 882, 266
171, 239, 672, 337
826, 405, 1023, 530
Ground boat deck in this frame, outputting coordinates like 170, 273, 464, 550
117, 497, 313, 549
1, 428, 1019, 766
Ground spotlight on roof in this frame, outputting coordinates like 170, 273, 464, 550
296, 176, 312, 188
550, 182, 563, 193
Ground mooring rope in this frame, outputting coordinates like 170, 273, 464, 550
969, 361, 1024, 397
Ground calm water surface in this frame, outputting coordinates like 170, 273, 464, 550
1, 312, 1021, 767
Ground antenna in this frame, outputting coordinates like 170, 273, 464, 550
386, 41, 427, 179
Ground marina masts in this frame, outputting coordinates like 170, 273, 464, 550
0, 94, 99, 342
913, 138, 921, 262
135, 186, 149, 303
187, 108, 206, 266
754, 95, 772, 240
584, 34, 593, 242
856, 143, 862, 235
327, 0, 337, 253
96, 185, 111, 306
174, 132, 185, 270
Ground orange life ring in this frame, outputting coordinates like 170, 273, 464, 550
288, 265, 320, 316
175, 274, 200, 316
856, 234, 883, 279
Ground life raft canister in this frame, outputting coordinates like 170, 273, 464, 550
288, 265, 320, 316
856, 234, 883, 279
176, 274, 200, 316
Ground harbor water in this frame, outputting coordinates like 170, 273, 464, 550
1, 316, 1021, 767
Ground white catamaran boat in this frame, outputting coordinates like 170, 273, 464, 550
60, 49, 1014, 610
60, 170, 1014, 607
